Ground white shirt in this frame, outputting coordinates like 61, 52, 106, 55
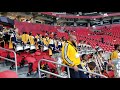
58, 41, 62, 45
118, 52, 120, 59
49, 39, 54, 44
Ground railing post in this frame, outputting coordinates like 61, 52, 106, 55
0, 47, 18, 74
38, 61, 41, 78
67, 66, 70, 78
13, 51, 17, 74
38, 59, 108, 78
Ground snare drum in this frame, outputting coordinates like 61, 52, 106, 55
15, 44, 24, 52
43, 45, 48, 51
30, 45, 36, 50
24, 44, 30, 50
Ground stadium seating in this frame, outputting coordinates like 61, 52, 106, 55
14, 20, 120, 52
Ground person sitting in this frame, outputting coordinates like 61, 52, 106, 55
87, 62, 98, 78
80, 54, 90, 78
111, 44, 120, 60
21, 32, 29, 45
0, 38, 5, 48
28, 32, 35, 45
57, 38, 62, 51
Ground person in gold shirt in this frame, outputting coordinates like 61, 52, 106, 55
61, 34, 88, 78
21, 32, 29, 44
28, 32, 35, 45
35, 33, 41, 50
35, 33, 40, 41
111, 44, 120, 60
42, 36, 48, 46
48, 37, 54, 56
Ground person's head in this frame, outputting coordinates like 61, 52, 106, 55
98, 51, 103, 56
88, 62, 96, 70
96, 43, 98, 46
79, 40, 82, 43
83, 41, 86, 44
81, 54, 88, 61
22, 32, 25, 34
37, 33, 40, 36
69, 34, 77, 45
87, 42, 90, 45
29, 32, 32, 36
25, 32, 27, 34
42, 36, 44, 38
97, 48, 104, 56
114, 44, 120, 51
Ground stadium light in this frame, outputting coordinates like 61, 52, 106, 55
103, 13, 108, 17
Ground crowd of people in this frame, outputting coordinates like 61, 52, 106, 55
0, 26, 120, 78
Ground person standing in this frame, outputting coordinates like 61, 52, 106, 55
61, 34, 88, 78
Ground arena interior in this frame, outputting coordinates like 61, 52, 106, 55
0, 12, 120, 78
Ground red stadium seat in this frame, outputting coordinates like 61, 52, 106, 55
0, 70, 18, 78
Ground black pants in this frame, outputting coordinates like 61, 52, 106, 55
69, 65, 89, 78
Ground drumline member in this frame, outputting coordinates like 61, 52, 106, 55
28, 32, 35, 45
9, 34, 14, 49
0, 38, 5, 48
45, 35, 50, 47
34, 34, 39, 50
48, 37, 54, 56
28, 32, 37, 53
42, 36, 48, 46
3, 31, 10, 47
21, 32, 29, 45
57, 38, 62, 51
35, 34, 43, 49
16, 33, 22, 44
0, 31, 5, 48
35, 33, 41, 42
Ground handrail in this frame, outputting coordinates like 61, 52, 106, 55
38, 59, 108, 78
38, 59, 70, 78
0, 47, 17, 74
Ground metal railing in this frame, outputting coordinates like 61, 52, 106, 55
38, 59, 70, 78
0, 47, 17, 74
38, 59, 108, 78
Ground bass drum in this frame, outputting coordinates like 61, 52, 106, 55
15, 44, 24, 52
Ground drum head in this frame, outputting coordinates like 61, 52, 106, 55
15, 45, 24, 52
24, 44, 30, 50
43, 46, 48, 51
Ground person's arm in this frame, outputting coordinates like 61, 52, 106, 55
64, 43, 79, 71
63, 43, 75, 66
111, 51, 118, 60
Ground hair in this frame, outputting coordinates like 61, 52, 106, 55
37, 33, 40, 35
81, 54, 86, 59
79, 40, 82, 42
114, 44, 120, 50
42, 36, 44, 38
88, 62, 96, 70
29, 32, 32, 35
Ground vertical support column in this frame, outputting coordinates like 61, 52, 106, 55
111, 16, 113, 24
